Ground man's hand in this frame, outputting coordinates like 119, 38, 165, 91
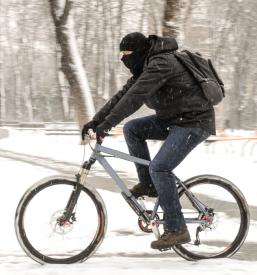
96, 121, 112, 142
81, 120, 98, 140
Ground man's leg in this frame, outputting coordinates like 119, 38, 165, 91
123, 115, 169, 190
149, 126, 210, 248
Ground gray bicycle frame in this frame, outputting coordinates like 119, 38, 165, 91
89, 143, 156, 223
86, 142, 207, 225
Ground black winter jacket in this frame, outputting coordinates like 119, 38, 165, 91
93, 35, 215, 135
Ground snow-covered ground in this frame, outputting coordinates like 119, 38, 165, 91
0, 127, 257, 274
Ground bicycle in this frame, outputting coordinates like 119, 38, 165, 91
15, 131, 250, 264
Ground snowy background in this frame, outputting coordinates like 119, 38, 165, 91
1, 0, 257, 129
1, 0, 257, 274
0, 127, 256, 274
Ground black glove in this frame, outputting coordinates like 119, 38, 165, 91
82, 120, 98, 140
96, 121, 112, 142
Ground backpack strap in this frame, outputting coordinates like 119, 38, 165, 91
182, 50, 208, 79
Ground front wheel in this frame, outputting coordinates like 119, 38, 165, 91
173, 175, 250, 260
15, 176, 107, 264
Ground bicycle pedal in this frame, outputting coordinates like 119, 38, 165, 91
159, 247, 172, 252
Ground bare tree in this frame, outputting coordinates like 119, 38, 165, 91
0, 50, 5, 122
0, 0, 256, 129
0, 0, 5, 122
48, 0, 95, 128
163, 0, 180, 37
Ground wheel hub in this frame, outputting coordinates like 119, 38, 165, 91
50, 210, 74, 235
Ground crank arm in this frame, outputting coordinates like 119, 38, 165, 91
151, 220, 160, 239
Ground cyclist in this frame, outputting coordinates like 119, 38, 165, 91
82, 32, 215, 250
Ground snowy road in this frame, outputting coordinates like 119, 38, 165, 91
0, 129, 257, 274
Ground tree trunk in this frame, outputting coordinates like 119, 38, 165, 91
55, 42, 69, 120
48, 0, 95, 129
0, 0, 5, 122
24, 85, 33, 122
0, 51, 5, 122
163, 0, 180, 37
14, 55, 22, 121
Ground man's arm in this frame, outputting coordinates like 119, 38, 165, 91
105, 55, 173, 126
92, 76, 136, 124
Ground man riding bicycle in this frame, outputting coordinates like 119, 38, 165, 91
82, 32, 215, 250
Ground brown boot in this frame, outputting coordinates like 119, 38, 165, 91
151, 227, 191, 250
129, 183, 158, 198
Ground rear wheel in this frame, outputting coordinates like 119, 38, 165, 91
173, 175, 249, 260
15, 176, 107, 264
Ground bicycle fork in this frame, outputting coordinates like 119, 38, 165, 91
61, 157, 96, 223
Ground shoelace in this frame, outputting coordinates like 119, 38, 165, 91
160, 231, 170, 239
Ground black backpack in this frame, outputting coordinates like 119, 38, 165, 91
174, 50, 225, 105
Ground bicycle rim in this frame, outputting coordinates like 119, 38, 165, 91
173, 175, 249, 260
15, 176, 107, 264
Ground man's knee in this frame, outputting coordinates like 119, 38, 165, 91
123, 120, 134, 137
123, 119, 141, 138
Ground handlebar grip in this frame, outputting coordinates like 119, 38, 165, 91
87, 129, 103, 144
87, 129, 94, 136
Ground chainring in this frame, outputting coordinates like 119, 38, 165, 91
138, 210, 160, 233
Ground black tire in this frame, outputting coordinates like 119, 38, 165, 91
173, 175, 250, 260
15, 176, 107, 264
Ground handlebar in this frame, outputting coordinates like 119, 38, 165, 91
86, 129, 104, 144
84, 127, 123, 145
87, 129, 96, 139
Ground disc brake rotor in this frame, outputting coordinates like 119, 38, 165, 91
49, 210, 74, 235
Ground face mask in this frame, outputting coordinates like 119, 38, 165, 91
121, 50, 147, 77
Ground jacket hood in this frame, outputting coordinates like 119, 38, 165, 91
147, 35, 178, 56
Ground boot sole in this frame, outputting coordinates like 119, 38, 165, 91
151, 237, 191, 250
133, 194, 158, 199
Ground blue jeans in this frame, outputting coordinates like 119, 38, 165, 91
123, 115, 210, 231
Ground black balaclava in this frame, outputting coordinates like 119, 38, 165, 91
120, 32, 150, 77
